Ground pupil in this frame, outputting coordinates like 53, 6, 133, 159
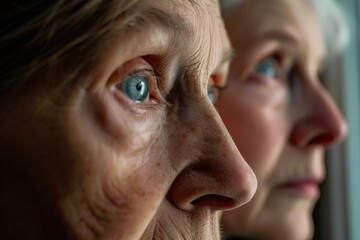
136, 82, 143, 91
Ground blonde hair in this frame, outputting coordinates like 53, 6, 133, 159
0, 0, 142, 100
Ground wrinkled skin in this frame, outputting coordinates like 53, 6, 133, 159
218, 0, 347, 239
0, 0, 257, 239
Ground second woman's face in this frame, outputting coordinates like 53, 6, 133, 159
218, 0, 347, 239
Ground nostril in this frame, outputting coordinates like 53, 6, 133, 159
308, 133, 335, 146
191, 194, 236, 210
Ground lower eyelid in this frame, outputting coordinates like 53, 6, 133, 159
248, 72, 281, 85
112, 88, 164, 114
115, 85, 170, 113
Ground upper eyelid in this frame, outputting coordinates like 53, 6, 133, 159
209, 66, 231, 90
126, 68, 155, 77
256, 45, 295, 71
213, 85, 228, 93
124, 61, 167, 90
255, 57, 280, 71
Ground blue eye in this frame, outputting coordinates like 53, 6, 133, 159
255, 58, 277, 78
208, 89, 215, 103
122, 75, 149, 102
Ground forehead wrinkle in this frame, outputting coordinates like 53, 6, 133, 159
180, 11, 231, 93
134, 3, 208, 64
181, 44, 207, 95
117, 5, 191, 44
118, 3, 200, 72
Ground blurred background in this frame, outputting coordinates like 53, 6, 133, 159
313, 0, 360, 239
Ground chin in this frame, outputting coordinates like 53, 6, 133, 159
273, 222, 313, 240
223, 199, 315, 240
262, 207, 314, 240
262, 190, 317, 239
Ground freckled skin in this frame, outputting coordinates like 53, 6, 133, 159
0, 0, 256, 240
218, 0, 347, 239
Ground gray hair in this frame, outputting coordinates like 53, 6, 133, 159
220, 0, 350, 56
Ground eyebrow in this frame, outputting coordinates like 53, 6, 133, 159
261, 30, 299, 49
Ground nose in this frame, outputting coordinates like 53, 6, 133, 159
289, 84, 348, 148
167, 100, 257, 211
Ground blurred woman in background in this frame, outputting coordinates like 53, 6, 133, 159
217, 0, 349, 239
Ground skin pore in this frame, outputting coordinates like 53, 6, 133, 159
218, 0, 347, 239
0, 0, 256, 239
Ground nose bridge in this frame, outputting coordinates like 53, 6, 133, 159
290, 84, 348, 148
200, 105, 257, 201
168, 99, 257, 211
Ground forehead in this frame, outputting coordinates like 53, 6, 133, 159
228, 0, 318, 37
147, 0, 229, 47
224, 0, 315, 33
225, 0, 313, 27
224, 0, 324, 57
125, 0, 230, 76
138, 0, 223, 32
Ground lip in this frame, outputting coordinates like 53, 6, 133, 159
277, 177, 324, 198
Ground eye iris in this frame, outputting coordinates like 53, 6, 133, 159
123, 75, 149, 102
208, 90, 215, 103
256, 59, 276, 78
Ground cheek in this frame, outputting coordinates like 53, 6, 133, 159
59, 93, 176, 238
82, 92, 174, 193
218, 91, 288, 181
90, 92, 160, 150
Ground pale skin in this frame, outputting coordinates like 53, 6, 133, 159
0, 0, 257, 239
218, 0, 347, 239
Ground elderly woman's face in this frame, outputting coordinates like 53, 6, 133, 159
218, 0, 347, 239
0, 0, 257, 239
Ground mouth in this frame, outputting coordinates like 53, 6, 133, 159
277, 177, 324, 198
